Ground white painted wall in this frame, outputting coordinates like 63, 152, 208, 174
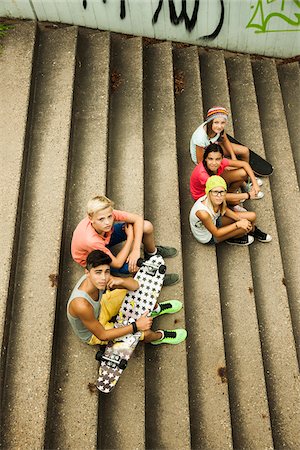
0, 0, 299, 57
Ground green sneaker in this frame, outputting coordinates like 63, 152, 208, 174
163, 273, 180, 286
151, 329, 187, 345
156, 245, 178, 258
151, 300, 182, 318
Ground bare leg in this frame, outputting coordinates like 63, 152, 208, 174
222, 168, 248, 192
215, 212, 256, 243
222, 142, 249, 162
144, 329, 163, 343
142, 220, 156, 253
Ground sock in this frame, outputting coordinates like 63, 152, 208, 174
153, 304, 161, 313
146, 247, 157, 256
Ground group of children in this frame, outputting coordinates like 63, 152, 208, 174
67, 196, 187, 349
67, 106, 272, 354
189, 106, 272, 246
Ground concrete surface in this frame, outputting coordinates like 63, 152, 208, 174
0, 21, 300, 450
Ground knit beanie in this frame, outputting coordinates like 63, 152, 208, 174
206, 106, 229, 123
205, 175, 227, 195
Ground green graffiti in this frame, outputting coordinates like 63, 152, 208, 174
247, 0, 300, 33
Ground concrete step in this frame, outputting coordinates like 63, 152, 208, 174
0, 20, 36, 422
1, 24, 77, 448
143, 41, 190, 449
44, 28, 110, 450
173, 45, 232, 450
252, 58, 300, 448
101, 34, 145, 450
277, 62, 300, 185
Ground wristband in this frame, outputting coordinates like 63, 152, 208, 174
132, 321, 138, 334
247, 192, 251, 199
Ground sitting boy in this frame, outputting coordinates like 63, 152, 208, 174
71, 195, 179, 286
67, 250, 187, 345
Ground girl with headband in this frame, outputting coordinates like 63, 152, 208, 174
190, 143, 264, 208
189, 176, 271, 246
190, 106, 249, 164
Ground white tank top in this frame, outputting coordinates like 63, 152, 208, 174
189, 195, 221, 243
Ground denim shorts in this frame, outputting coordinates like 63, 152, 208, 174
207, 216, 222, 245
108, 222, 130, 274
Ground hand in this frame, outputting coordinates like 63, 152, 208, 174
136, 311, 153, 331
237, 219, 252, 232
250, 184, 260, 197
126, 248, 140, 273
124, 223, 134, 239
106, 276, 123, 289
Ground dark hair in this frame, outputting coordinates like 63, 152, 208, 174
86, 250, 112, 271
203, 144, 224, 176
206, 120, 224, 142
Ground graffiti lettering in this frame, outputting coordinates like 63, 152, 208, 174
82, 0, 225, 40
152, 0, 199, 32
152, 0, 224, 40
83, 0, 126, 19
247, 0, 300, 33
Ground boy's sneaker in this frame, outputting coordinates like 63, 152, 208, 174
156, 245, 178, 258
250, 226, 272, 243
225, 235, 254, 246
151, 329, 187, 345
163, 273, 180, 286
145, 245, 177, 260
151, 300, 182, 318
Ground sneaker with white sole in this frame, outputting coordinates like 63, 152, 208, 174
250, 226, 272, 242
150, 329, 187, 345
225, 235, 254, 246
151, 300, 182, 318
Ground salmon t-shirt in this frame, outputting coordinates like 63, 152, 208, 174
71, 209, 130, 267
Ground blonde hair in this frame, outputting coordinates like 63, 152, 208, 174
207, 192, 227, 216
87, 195, 114, 217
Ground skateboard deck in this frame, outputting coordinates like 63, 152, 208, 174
96, 254, 166, 393
227, 134, 273, 176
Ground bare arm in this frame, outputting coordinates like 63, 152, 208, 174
221, 133, 237, 160
121, 212, 145, 271
106, 275, 139, 291
109, 223, 134, 269
71, 299, 152, 341
196, 210, 251, 239
227, 159, 260, 193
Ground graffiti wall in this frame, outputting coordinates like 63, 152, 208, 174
0, 0, 299, 58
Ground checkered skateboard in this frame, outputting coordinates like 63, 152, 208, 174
96, 254, 166, 393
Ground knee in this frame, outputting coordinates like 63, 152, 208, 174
249, 212, 256, 222
241, 169, 248, 181
143, 220, 153, 235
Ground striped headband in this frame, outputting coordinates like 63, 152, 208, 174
206, 106, 229, 123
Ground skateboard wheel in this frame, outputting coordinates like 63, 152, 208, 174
137, 258, 144, 267
119, 359, 127, 370
159, 264, 166, 274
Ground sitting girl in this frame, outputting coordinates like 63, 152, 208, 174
190, 143, 263, 207
190, 106, 249, 164
189, 176, 271, 246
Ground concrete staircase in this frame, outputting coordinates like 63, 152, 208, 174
0, 21, 299, 449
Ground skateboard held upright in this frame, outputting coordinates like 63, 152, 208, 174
96, 254, 166, 393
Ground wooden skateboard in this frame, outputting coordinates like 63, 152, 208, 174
96, 254, 166, 393
227, 134, 273, 176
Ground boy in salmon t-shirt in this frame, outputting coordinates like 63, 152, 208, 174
71, 195, 179, 286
